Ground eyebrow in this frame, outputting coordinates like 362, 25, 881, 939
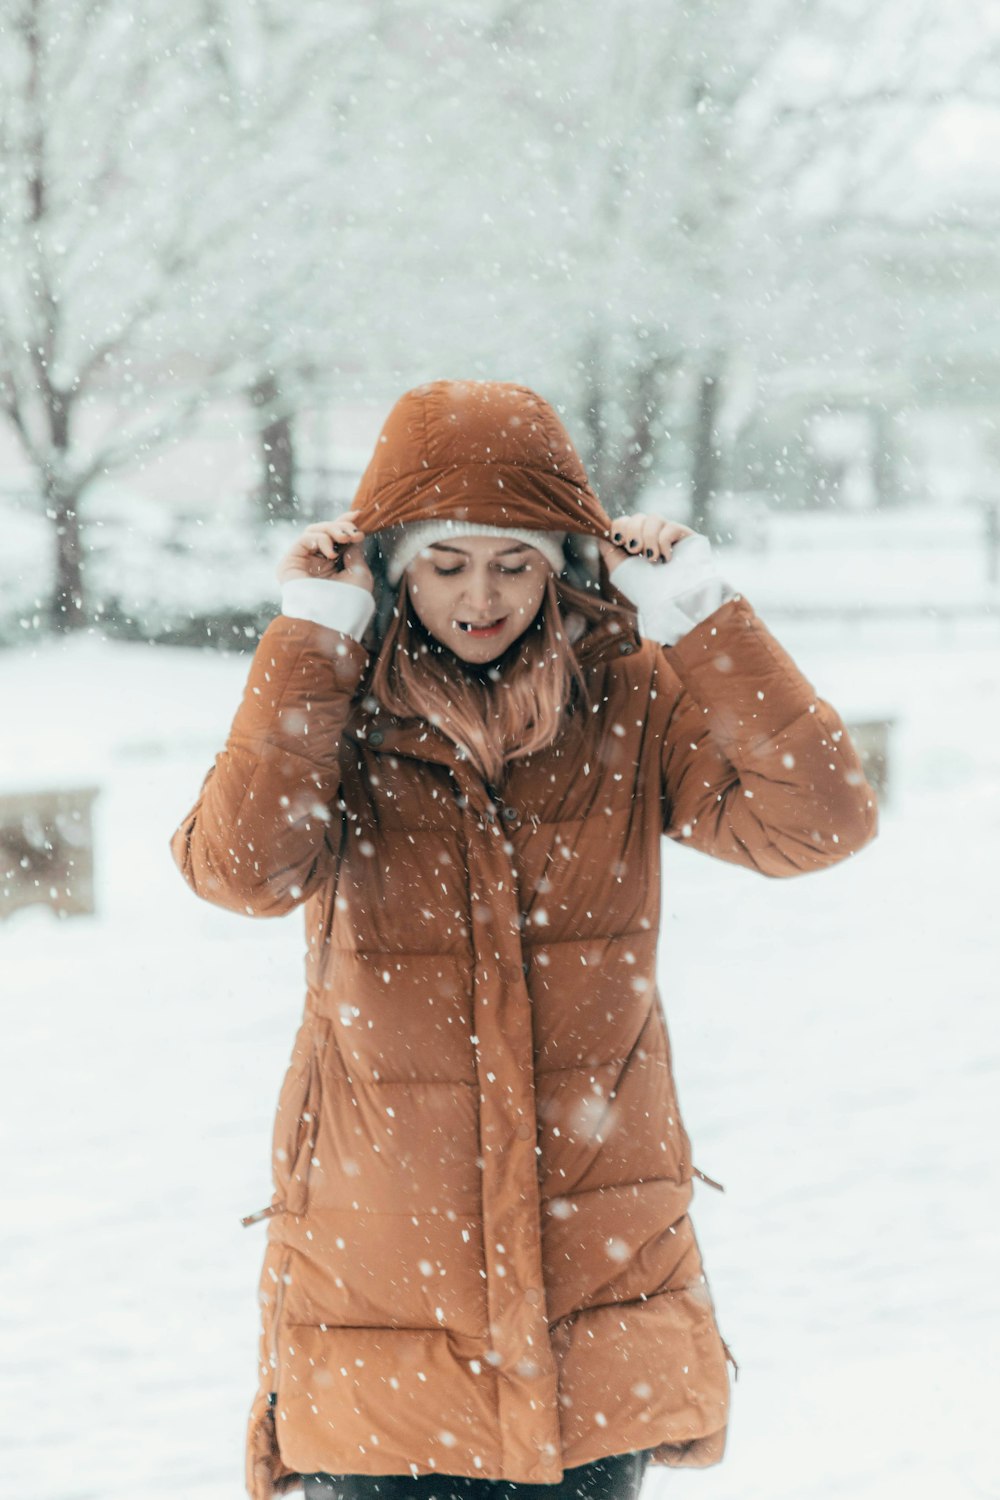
427, 542, 530, 556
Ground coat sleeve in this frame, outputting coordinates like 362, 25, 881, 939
655, 594, 879, 877
169, 615, 370, 917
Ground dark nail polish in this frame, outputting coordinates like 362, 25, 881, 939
645, 548, 653, 557
613, 534, 622, 544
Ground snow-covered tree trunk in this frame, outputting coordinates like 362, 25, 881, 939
248, 373, 298, 524
691, 370, 724, 541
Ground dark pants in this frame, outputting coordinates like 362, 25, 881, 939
302, 1449, 653, 1500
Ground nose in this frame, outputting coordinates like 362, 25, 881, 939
461, 568, 501, 614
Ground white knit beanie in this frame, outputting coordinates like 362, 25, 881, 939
381, 519, 567, 585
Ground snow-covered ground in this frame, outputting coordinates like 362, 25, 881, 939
2, 601, 998, 1500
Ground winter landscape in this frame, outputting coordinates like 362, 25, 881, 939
3, 535, 998, 1499
3, 2, 1000, 1499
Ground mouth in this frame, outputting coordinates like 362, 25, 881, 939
457, 617, 508, 638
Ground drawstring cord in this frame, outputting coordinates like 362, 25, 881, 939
722, 1340, 740, 1381
241, 1202, 284, 1227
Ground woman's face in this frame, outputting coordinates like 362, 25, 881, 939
405, 535, 552, 662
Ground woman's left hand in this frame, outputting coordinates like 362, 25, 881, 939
597, 515, 696, 577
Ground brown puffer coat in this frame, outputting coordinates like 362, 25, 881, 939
170, 380, 879, 1498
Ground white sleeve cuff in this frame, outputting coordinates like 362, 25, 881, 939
610, 533, 740, 646
280, 577, 376, 643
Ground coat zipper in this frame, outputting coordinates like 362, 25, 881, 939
268, 1248, 292, 1406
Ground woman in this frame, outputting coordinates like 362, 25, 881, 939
170, 379, 879, 1500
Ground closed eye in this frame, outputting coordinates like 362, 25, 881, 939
433, 565, 528, 577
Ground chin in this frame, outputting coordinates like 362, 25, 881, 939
441, 624, 525, 667
451, 639, 511, 665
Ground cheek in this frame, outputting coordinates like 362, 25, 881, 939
406, 572, 457, 629
512, 577, 547, 615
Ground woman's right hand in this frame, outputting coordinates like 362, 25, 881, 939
276, 511, 374, 593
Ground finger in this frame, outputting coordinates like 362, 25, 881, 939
610, 517, 644, 553
652, 522, 694, 563
306, 521, 365, 541
615, 515, 661, 558
301, 528, 331, 554
636, 516, 665, 558
303, 531, 362, 563
331, 540, 372, 575
304, 515, 364, 532
305, 533, 337, 559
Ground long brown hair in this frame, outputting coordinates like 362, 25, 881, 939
367, 569, 609, 789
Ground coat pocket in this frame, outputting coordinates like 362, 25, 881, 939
273, 1015, 327, 1218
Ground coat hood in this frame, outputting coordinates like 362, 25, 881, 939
350, 379, 631, 620
351, 378, 610, 536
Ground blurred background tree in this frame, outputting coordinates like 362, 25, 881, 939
1, 0, 998, 636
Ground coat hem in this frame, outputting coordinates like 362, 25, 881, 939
246, 1405, 728, 1498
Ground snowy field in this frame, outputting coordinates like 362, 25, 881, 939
2, 600, 999, 1500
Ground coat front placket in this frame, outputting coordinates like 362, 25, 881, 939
452, 761, 563, 1478
371, 723, 565, 1480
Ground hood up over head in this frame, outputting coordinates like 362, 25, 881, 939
349, 379, 638, 642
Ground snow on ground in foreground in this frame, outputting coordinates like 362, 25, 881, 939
1, 607, 998, 1500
